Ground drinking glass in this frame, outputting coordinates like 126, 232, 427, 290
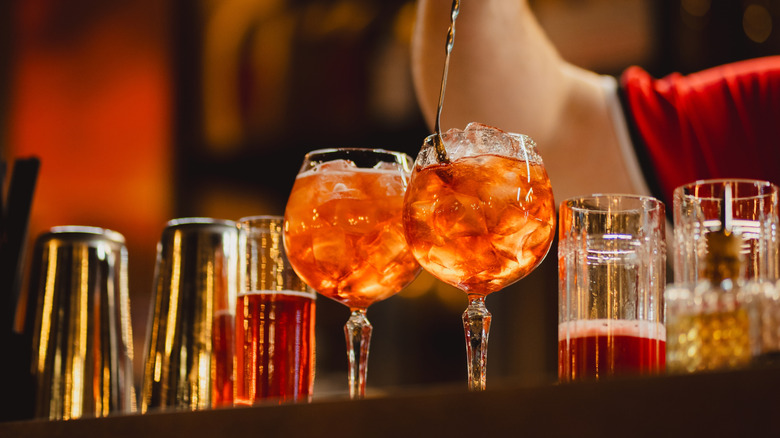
283, 148, 421, 399
558, 195, 666, 381
673, 179, 780, 284
403, 123, 556, 391
29, 226, 135, 420
235, 216, 316, 405
141, 218, 240, 412
667, 180, 780, 373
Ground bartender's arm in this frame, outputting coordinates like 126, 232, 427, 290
411, 0, 649, 202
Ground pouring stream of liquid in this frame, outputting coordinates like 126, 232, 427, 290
432, 0, 460, 164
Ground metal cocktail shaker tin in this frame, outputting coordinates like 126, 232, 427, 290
141, 218, 240, 412
30, 226, 135, 420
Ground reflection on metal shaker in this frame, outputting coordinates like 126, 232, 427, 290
141, 218, 240, 412
30, 226, 135, 420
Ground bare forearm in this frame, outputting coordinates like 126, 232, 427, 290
411, 0, 641, 203
411, 0, 568, 143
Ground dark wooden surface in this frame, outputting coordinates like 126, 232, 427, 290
3, 366, 780, 437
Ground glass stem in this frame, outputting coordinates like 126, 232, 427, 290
344, 309, 372, 399
463, 295, 492, 391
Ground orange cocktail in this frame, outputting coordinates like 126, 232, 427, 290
403, 123, 556, 390
283, 148, 420, 398
404, 153, 555, 294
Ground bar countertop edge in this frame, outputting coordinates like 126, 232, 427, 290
3, 366, 780, 437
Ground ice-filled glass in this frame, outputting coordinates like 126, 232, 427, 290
403, 123, 556, 390
283, 148, 420, 399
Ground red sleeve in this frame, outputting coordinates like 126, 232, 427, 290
620, 56, 780, 207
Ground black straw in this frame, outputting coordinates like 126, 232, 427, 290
0, 156, 40, 422
1, 157, 40, 333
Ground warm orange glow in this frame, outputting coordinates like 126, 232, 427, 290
7, 0, 172, 270
7, 0, 173, 381
9, 0, 172, 237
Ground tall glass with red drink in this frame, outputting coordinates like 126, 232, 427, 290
235, 216, 315, 405
558, 195, 666, 382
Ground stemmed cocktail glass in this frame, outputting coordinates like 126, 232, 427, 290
283, 148, 421, 399
403, 123, 556, 390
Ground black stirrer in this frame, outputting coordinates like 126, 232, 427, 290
1, 157, 40, 333
0, 157, 40, 422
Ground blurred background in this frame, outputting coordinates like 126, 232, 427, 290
2, 0, 779, 399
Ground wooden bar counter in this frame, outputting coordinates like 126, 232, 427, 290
3, 366, 780, 437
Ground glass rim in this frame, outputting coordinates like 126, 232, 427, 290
423, 129, 533, 144
303, 147, 412, 160
238, 215, 283, 223
237, 215, 284, 231
417, 124, 540, 166
300, 147, 414, 174
674, 178, 778, 200
560, 193, 664, 214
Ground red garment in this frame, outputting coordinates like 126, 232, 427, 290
620, 56, 780, 207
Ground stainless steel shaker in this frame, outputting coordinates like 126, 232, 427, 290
141, 218, 240, 412
30, 226, 135, 420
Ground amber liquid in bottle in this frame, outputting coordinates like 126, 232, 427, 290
666, 189, 753, 373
